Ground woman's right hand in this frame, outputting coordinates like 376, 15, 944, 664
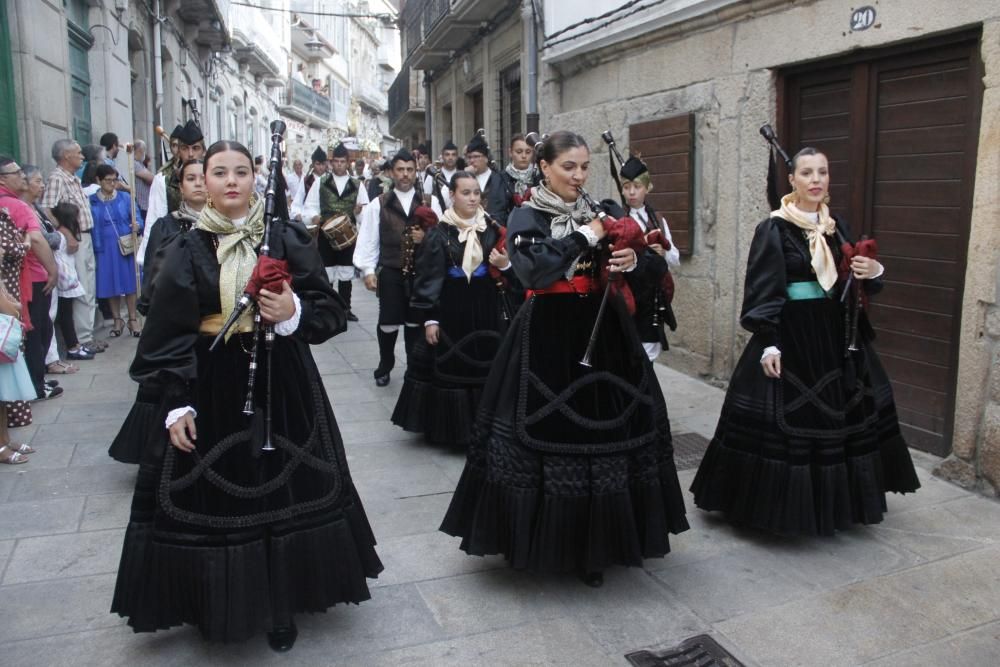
168, 412, 198, 453
588, 219, 607, 241
425, 323, 440, 346
761, 352, 782, 379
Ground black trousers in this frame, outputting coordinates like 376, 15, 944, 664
26, 281, 53, 396
56, 297, 80, 348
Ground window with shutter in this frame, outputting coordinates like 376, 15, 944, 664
0, 1, 19, 159
628, 113, 695, 255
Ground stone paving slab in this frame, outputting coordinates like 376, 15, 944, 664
1, 284, 997, 666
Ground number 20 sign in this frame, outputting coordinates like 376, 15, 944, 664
851, 6, 877, 31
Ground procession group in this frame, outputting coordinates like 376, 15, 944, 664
80, 118, 919, 652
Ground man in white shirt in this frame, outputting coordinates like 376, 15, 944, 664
141, 121, 204, 266
290, 146, 328, 222
302, 142, 367, 321
423, 140, 459, 212
354, 148, 431, 386
285, 159, 303, 205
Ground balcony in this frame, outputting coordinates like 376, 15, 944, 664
354, 81, 388, 114
277, 80, 332, 128
177, 0, 230, 50
388, 66, 426, 139
229, 8, 284, 79
291, 17, 336, 62
402, 0, 514, 72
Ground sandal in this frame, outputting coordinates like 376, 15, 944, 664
6, 443, 34, 455
128, 318, 142, 338
47, 360, 79, 374
109, 318, 125, 337
0, 445, 28, 465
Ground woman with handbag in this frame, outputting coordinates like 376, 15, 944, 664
89, 164, 143, 337
0, 221, 39, 464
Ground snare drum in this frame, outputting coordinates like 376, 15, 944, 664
320, 214, 358, 250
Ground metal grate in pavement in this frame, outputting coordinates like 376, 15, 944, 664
625, 634, 745, 667
672, 432, 711, 470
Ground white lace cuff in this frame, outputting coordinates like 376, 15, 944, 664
577, 225, 599, 247
760, 346, 781, 362
622, 249, 638, 273
424, 320, 439, 327
871, 261, 885, 279
274, 291, 302, 336
166, 406, 196, 428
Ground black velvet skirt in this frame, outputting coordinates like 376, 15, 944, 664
111, 335, 383, 642
440, 291, 689, 574
109, 385, 163, 464
391, 276, 506, 446
690, 297, 920, 536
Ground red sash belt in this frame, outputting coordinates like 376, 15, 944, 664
526, 275, 597, 299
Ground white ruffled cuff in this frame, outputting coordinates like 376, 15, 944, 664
424, 320, 439, 327
165, 406, 196, 429
871, 261, 885, 279
274, 291, 302, 336
760, 346, 781, 362
577, 225, 599, 247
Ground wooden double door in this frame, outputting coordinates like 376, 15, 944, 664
780, 31, 983, 456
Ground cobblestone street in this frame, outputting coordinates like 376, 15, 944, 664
0, 286, 997, 666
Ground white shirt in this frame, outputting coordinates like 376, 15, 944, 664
354, 188, 417, 277
285, 171, 303, 201
139, 173, 169, 266
630, 207, 680, 268
302, 173, 369, 224
475, 169, 490, 194
423, 168, 456, 210
290, 174, 314, 221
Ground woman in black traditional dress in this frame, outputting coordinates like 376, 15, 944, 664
391, 171, 516, 446
109, 159, 206, 464
111, 141, 382, 651
440, 132, 688, 587
690, 148, 920, 535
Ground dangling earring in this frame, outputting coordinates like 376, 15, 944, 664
822, 193, 831, 205
249, 192, 259, 208
206, 195, 214, 209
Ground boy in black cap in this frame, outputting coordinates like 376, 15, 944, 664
463, 131, 512, 225
290, 145, 328, 222
618, 154, 679, 360
303, 142, 367, 321
142, 120, 204, 264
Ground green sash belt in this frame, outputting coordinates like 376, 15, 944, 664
786, 281, 828, 300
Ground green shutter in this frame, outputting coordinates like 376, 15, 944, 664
0, 1, 20, 159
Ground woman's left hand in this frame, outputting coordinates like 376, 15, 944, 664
607, 246, 637, 272
258, 280, 296, 323
851, 256, 882, 280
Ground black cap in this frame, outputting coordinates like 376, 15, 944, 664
466, 133, 489, 156
416, 143, 429, 155
332, 142, 349, 158
311, 145, 327, 164
619, 155, 648, 181
170, 125, 184, 140
391, 148, 415, 166
442, 140, 458, 152
177, 120, 203, 146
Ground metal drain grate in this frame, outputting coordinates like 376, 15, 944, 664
672, 432, 711, 470
625, 634, 745, 666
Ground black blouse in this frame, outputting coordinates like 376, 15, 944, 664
740, 216, 884, 346
411, 222, 506, 322
130, 221, 345, 408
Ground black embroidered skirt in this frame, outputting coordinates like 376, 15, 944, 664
440, 291, 689, 573
690, 297, 920, 536
111, 336, 382, 642
391, 275, 507, 447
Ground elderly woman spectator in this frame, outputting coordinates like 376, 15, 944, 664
88, 164, 142, 337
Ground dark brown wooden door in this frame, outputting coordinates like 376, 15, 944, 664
781, 32, 983, 456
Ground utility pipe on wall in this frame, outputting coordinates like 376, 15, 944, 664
152, 0, 165, 165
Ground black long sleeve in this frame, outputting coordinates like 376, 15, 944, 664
507, 207, 590, 290
277, 220, 346, 344
739, 218, 787, 346
410, 225, 448, 323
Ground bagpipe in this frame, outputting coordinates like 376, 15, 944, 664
400, 192, 439, 280
209, 119, 290, 451
759, 123, 878, 355
483, 210, 514, 322
601, 130, 676, 331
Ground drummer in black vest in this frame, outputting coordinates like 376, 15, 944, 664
303, 142, 367, 322
462, 132, 513, 225
355, 149, 437, 386
290, 145, 328, 222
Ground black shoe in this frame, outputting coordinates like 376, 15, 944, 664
33, 385, 64, 402
374, 368, 391, 387
45, 379, 59, 389
346, 310, 359, 322
67, 347, 95, 361
267, 624, 298, 652
581, 571, 604, 588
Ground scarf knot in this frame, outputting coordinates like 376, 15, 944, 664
441, 207, 487, 282
772, 193, 838, 291
195, 197, 266, 340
